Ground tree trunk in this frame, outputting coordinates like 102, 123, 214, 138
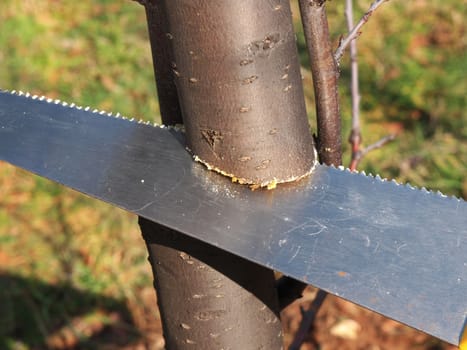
298, 0, 342, 166
139, 220, 283, 349
167, 0, 315, 186
137, 1, 315, 348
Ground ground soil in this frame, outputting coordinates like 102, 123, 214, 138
281, 286, 458, 350
104, 285, 458, 350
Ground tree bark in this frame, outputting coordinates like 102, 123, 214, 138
137, 0, 182, 125
137, 0, 316, 348
298, 0, 342, 166
165, 0, 315, 187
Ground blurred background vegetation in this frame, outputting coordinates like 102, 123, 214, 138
0, 0, 465, 349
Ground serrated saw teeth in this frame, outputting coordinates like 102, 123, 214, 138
0, 89, 463, 201
323, 159, 463, 201
1, 88, 187, 133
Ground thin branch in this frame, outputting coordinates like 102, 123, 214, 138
299, 0, 342, 166
334, 0, 388, 63
345, 0, 394, 171
346, 0, 362, 172
277, 276, 307, 311
288, 289, 328, 350
361, 134, 396, 156
349, 134, 396, 170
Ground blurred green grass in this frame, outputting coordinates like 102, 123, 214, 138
0, 1, 465, 349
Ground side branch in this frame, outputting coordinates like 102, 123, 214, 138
344, 0, 394, 171
299, 0, 342, 166
289, 289, 327, 350
349, 134, 395, 170
346, 0, 362, 171
334, 0, 388, 63
345, 0, 364, 172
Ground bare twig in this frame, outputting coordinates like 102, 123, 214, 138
334, 0, 388, 63
288, 289, 327, 350
346, 0, 362, 171
345, 0, 394, 171
349, 134, 396, 170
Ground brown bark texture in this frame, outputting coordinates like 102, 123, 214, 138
298, 0, 342, 166
165, 0, 315, 187
143, 1, 183, 125
140, 219, 283, 349
136, 0, 320, 348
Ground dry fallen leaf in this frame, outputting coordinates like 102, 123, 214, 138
460, 325, 467, 350
330, 318, 361, 340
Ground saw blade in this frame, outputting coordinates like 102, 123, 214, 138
0, 90, 466, 345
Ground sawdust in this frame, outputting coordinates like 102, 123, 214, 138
191, 151, 317, 191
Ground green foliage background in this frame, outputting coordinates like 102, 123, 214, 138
0, 1, 465, 348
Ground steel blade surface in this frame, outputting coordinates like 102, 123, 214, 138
1, 91, 466, 345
